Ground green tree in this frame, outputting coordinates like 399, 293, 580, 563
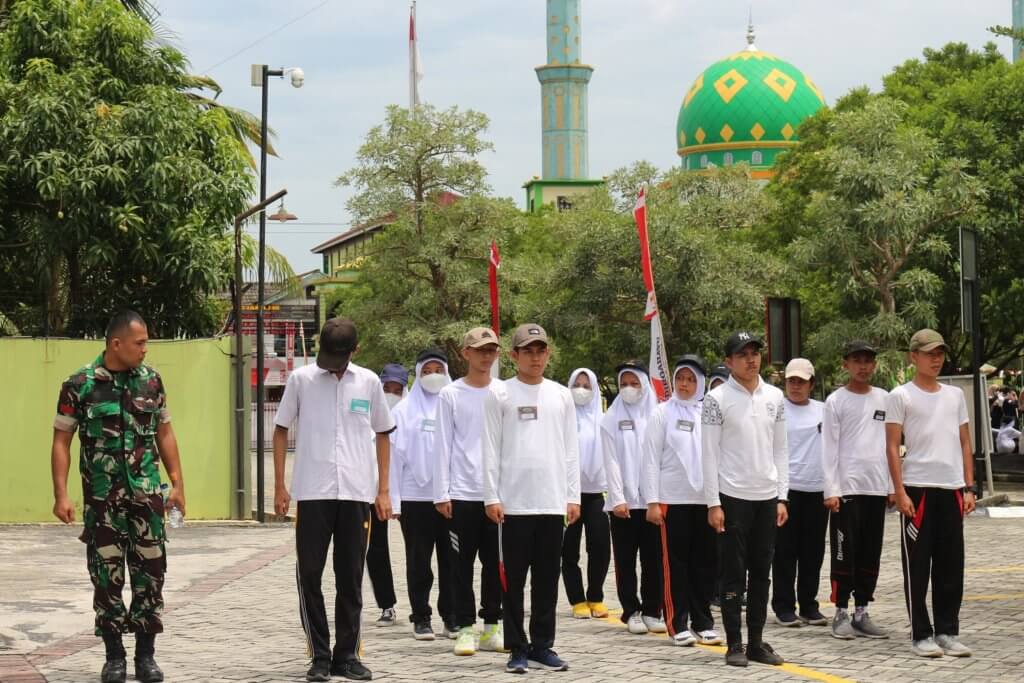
0, 0, 256, 336
331, 105, 523, 375
770, 98, 983, 382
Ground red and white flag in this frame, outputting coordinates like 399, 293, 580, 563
633, 188, 671, 401
489, 240, 501, 378
409, 2, 424, 108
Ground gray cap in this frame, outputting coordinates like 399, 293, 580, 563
512, 323, 549, 348
910, 329, 948, 353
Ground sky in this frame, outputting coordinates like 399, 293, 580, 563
158, 1, 1016, 274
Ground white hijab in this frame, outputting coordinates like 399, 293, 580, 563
569, 368, 604, 490
601, 367, 659, 504
392, 358, 451, 487
663, 361, 706, 491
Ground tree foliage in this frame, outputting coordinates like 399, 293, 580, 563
0, 0, 256, 337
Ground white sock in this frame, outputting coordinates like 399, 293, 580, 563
854, 606, 866, 620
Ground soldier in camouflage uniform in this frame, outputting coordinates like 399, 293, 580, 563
51, 311, 186, 683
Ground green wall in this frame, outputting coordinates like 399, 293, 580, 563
0, 337, 246, 522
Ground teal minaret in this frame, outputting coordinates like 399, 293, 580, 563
524, 0, 603, 212
1014, 0, 1024, 62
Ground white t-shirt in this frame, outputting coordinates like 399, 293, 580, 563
482, 377, 581, 515
274, 362, 395, 502
822, 386, 893, 498
641, 398, 705, 505
701, 376, 789, 506
433, 378, 506, 503
786, 399, 824, 493
885, 382, 968, 489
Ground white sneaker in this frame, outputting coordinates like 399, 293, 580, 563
672, 630, 696, 646
697, 629, 723, 645
642, 615, 667, 633
911, 637, 944, 658
478, 623, 508, 653
453, 627, 476, 656
627, 612, 648, 634
935, 634, 972, 657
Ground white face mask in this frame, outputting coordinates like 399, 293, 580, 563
384, 393, 402, 410
620, 386, 642, 405
571, 387, 594, 406
419, 373, 448, 394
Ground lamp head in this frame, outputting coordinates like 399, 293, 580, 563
289, 67, 305, 88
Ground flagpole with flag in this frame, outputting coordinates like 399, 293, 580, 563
408, 1, 423, 109
489, 240, 501, 378
633, 187, 671, 401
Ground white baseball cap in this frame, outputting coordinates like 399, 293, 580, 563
784, 358, 815, 380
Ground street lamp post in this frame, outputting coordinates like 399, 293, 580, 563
251, 63, 303, 523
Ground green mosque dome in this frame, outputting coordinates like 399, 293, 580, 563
676, 29, 826, 176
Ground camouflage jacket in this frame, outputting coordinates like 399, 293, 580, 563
55, 353, 170, 501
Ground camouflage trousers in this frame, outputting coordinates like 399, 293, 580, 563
81, 489, 166, 636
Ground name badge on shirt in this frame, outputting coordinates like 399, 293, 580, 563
518, 406, 538, 421
873, 410, 886, 421
349, 398, 370, 414
618, 420, 634, 431
421, 418, 436, 433
676, 419, 694, 432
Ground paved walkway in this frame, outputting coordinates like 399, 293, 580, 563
1, 512, 1023, 683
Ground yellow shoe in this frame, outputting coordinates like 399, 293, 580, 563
572, 602, 592, 619
588, 601, 609, 618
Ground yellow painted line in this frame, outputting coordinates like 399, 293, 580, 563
965, 565, 1024, 574
593, 609, 854, 683
962, 592, 1024, 601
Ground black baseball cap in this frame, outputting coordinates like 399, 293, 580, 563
708, 364, 730, 382
724, 331, 764, 357
842, 340, 878, 358
316, 318, 357, 371
673, 354, 707, 377
615, 359, 648, 377
416, 347, 448, 365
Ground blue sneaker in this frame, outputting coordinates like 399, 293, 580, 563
528, 647, 568, 671
506, 650, 528, 674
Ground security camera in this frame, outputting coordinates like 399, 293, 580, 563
289, 68, 304, 88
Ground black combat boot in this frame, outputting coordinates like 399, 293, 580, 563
100, 632, 127, 683
133, 633, 164, 683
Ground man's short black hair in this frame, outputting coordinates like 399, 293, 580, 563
105, 310, 146, 343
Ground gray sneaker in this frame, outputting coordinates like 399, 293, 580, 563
831, 611, 856, 640
911, 637, 944, 658
851, 612, 888, 639
935, 634, 972, 657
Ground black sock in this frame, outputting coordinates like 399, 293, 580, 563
135, 632, 156, 659
102, 632, 126, 661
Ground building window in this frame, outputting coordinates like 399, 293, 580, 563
700, 154, 708, 168
724, 152, 733, 166
685, 157, 691, 170
751, 150, 763, 165
556, 195, 573, 211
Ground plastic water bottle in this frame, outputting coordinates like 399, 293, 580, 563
167, 505, 185, 529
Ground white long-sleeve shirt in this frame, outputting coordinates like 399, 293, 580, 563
701, 376, 789, 506
433, 378, 505, 504
482, 377, 581, 515
821, 386, 893, 499
786, 399, 824, 493
641, 398, 705, 505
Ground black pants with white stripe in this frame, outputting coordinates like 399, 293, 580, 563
365, 514, 397, 609
398, 501, 454, 626
449, 500, 502, 628
829, 494, 886, 609
662, 504, 716, 635
718, 494, 777, 648
561, 492, 611, 605
502, 514, 564, 654
610, 508, 664, 622
295, 500, 371, 666
901, 486, 965, 642
772, 489, 829, 617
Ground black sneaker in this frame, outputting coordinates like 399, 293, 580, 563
506, 650, 529, 674
528, 647, 568, 671
306, 659, 330, 682
413, 620, 435, 641
133, 656, 164, 683
101, 659, 127, 683
376, 607, 396, 627
710, 595, 721, 611
725, 643, 748, 667
747, 641, 784, 666
331, 658, 373, 681
774, 611, 801, 627
799, 609, 828, 626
